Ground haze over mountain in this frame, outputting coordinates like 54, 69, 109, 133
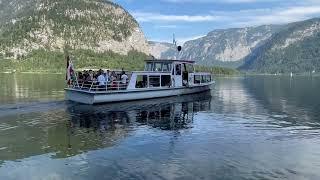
149, 25, 282, 68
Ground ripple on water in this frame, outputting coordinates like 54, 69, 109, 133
0, 123, 18, 131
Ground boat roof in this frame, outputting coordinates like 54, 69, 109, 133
145, 59, 195, 64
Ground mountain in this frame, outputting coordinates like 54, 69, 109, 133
150, 25, 282, 68
148, 41, 176, 59
0, 0, 149, 60
240, 18, 320, 73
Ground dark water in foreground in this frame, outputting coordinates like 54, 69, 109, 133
0, 74, 320, 180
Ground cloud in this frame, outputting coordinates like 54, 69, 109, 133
132, 12, 221, 22
133, 5, 320, 25
162, 0, 275, 4
154, 25, 179, 29
217, 6, 320, 27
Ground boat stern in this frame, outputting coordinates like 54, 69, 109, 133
65, 88, 95, 104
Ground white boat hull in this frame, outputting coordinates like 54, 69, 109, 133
65, 83, 214, 105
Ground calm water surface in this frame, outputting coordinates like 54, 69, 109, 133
0, 74, 320, 180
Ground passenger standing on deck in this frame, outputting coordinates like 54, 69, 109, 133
110, 71, 117, 90
97, 70, 106, 91
87, 70, 94, 81
121, 71, 128, 84
104, 70, 110, 83
78, 72, 84, 84
121, 68, 125, 76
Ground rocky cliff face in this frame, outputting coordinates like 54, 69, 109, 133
0, 0, 149, 59
148, 41, 176, 59
150, 25, 281, 67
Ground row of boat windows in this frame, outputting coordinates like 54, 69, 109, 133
145, 62, 172, 72
135, 74, 212, 88
194, 75, 212, 84
136, 75, 171, 88
145, 62, 194, 73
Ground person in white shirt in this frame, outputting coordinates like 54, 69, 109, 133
121, 71, 128, 85
97, 71, 106, 91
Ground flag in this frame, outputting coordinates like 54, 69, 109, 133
66, 56, 74, 85
66, 56, 69, 81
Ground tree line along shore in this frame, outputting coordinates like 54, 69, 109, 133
0, 49, 240, 76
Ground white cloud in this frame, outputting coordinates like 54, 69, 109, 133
133, 5, 320, 25
154, 25, 179, 29
162, 0, 275, 3
132, 12, 221, 22
220, 6, 320, 27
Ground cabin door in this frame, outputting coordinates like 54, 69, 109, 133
174, 63, 182, 87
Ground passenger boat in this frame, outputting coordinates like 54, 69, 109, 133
65, 59, 215, 104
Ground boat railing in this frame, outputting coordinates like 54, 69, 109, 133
70, 80, 129, 92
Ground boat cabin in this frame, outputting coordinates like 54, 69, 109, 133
127, 59, 211, 90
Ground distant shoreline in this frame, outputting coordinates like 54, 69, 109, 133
0, 71, 63, 75
0, 71, 318, 76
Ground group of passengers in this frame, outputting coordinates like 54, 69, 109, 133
77, 69, 128, 91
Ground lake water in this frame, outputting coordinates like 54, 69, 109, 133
0, 73, 320, 180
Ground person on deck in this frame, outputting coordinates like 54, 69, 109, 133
121, 71, 128, 85
97, 71, 106, 91
83, 70, 88, 80
110, 71, 118, 90
87, 70, 94, 81
77, 72, 84, 84
104, 70, 110, 84
121, 68, 125, 76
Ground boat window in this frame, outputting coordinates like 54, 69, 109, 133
161, 75, 171, 87
201, 75, 206, 83
187, 64, 194, 73
194, 75, 201, 84
135, 75, 148, 88
206, 75, 211, 82
175, 64, 181, 75
154, 63, 163, 71
162, 63, 172, 72
183, 63, 187, 72
149, 75, 160, 87
145, 62, 153, 71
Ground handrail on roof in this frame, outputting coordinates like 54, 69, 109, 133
145, 59, 195, 63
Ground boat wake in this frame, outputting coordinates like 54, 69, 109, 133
0, 101, 68, 118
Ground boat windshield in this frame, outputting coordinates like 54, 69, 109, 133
145, 62, 172, 72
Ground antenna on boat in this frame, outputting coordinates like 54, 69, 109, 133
173, 33, 182, 52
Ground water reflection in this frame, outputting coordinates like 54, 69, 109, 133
0, 73, 65, 104
241, 76, 320, 124
0, 92, 211, 163
70, 93, 211, 131
211, 76, 320, 130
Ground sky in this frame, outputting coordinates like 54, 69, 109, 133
113, 0, 320, 44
